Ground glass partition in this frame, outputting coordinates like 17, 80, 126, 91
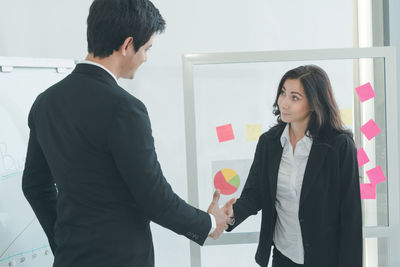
182, 48, 398, 267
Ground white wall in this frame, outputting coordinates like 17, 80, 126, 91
0, 0, 91, 59
0, 1, 353, 266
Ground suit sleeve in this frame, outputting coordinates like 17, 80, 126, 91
337, 135, 363, 267
22, 103, 58, 253
227, 135, 265, 231
107, 99, 211, 245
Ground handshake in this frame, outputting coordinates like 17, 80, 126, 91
207, 190, 236, 240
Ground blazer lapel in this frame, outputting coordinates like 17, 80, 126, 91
267, 137, 283, 203
299, 141, 329, 206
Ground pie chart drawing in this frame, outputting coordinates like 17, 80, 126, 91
213, 168, 240, 195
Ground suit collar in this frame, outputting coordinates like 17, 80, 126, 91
79, 60, 118, 83
270, 123, 330, 146
72, 63, 118, 87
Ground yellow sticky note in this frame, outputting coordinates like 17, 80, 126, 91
246, 124, 262, 141
340, 109, 353, 126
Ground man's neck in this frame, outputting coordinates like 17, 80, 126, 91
85, 54, 120, 79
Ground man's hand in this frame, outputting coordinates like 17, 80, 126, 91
207, 190, 236, 239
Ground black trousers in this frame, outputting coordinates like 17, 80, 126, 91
272, 247, 304, 267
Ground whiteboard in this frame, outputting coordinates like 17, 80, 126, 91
0, 57, 74, 267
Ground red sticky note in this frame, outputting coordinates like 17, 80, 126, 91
355, 82, 376, 102
216, 124, 235, 143
366, 166, 386, 184
360, 183, 376, 199
360, 119, 381, 140
357, 148, 370, 167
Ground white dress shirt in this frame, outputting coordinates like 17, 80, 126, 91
273, 124, 313, 264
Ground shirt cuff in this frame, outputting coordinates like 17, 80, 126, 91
208, 214, 216, 235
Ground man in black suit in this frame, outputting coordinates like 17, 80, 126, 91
22, 0, 234, 266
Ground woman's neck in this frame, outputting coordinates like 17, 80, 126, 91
288, 121, 308, 152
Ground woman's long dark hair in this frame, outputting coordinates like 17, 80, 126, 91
272, 65, 353, 140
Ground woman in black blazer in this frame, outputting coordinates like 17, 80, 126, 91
225, 65, 362, 267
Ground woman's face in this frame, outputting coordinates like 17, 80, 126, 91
277, 79, 312, 125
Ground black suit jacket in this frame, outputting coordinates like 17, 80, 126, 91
22, 64, 211, 267
227, 124, 362, 267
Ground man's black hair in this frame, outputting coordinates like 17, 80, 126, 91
87, 0, 165, 58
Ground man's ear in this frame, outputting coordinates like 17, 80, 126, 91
120, 37, 134, 56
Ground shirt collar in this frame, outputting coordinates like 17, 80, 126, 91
280, 123, 313, 150
78, 60, 118, 83
280, 123, 291, 148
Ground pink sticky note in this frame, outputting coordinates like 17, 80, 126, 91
360, 183, 376, 199
357, 148, 370, 167
216, 124, 235, 143
355, 82, 376, 102
360, 119, 381, 140
366, 166, 386, 184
